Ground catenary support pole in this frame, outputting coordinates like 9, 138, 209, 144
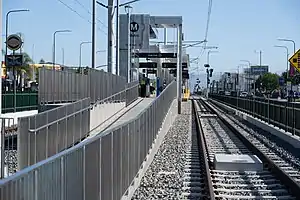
115, 0, 120, 75
91, 0, 96, 68
177, 24, 183, 114
107, 0, 113, 73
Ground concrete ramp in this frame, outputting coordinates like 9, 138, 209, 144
89, 102, 126, 132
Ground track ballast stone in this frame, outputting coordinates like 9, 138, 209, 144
131, 102, 191, 200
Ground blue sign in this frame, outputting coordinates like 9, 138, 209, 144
279, 77, 284, 86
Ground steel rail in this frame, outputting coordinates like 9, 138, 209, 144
200, 98, 300, 199
192, 99, 215, 199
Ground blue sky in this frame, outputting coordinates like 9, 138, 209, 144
3, 0, 300, 82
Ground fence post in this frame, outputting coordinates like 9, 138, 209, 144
0, 119, 4, 179
268, 97, 270, 124
285, 101, 288, 132
293, 102, 295, 135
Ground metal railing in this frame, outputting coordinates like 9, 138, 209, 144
0, 118, 17, 178
2, 92, 38, 113
38, 68, 127, 104
0, 80, 176, 200
210, 94, 300, 136
14, 82, 139, 172
17, 98, 91, 170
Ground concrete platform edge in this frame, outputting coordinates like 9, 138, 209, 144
121, 98, 178, 200
210, 99, 300, 149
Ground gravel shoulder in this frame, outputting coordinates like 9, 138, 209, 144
131, 101, 192, 200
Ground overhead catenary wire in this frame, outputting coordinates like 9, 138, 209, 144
197, 0, 213, 62
57, 0, 107, 35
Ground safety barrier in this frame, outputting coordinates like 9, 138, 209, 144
0, 118, 17, 178
15, 82, 138, 171
17, 98, 91, 170
0, 81, 176, 200
38, 67, 127, 104
210, 94, 300, 136
2, 92, 38, 113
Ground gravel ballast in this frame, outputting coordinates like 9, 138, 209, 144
131, 101, 192, 200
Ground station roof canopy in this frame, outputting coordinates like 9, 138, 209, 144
150, 16, 183, 28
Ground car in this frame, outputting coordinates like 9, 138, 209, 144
240, 92, 248, 97
225, 91, 231, 96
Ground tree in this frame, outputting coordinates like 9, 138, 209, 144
281, 71, 300, 85
255, 73, 280, 93
16, 52, 33, 79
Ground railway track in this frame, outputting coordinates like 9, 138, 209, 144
181, 102, 213, 199
192, 97, 300, 199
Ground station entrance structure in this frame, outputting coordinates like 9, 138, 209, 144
119, 14, 185, 113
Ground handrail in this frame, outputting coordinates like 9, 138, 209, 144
0, 80, 176, 185
27, 105, 90, 133
93, 82, 139, 105
28, 84, 139, 133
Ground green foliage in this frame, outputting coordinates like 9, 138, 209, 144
281, 71, 300, 85
17, 52, 33, 79
255, 73, 280, 92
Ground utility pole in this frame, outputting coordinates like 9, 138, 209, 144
91, 0, 96, 69
107, 0, 113, 73
115, 0, 120, 75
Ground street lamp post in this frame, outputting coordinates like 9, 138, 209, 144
274, 45, 289, 84
241, 60, 253, 114
79, 41, 92, 68
3, 9, 29, 178
115, 0, 120, 75
274, 45, 289, 132
240, 60, 251, 93
278, 38, 296, 80
5, 9, 29, 57
125, 5, 132, 82
5, 9, 29, 117
278, 38, 296, 53
53, 30, 71, 69
92, 0, 96, 69
62, 48, 64, 66
274, 45, 289, 90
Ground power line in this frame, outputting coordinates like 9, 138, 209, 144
74, 0, 107, 28
204, 0, 212, 41
196, 0, 213, 63
57, 0, 91, 23
57, 0, 107, 35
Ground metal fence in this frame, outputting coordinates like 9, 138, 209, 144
210, 94, 300, 136
2, 92, 38, 113
0, 118, 17, 178
0, 80, 176, 200
17, 98, 91, 170
38, 68, 127, 104
17, 82, 139, 171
